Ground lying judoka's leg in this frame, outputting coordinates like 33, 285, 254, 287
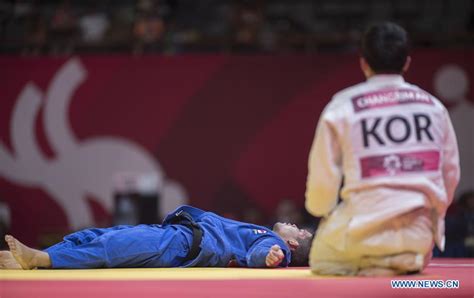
5, 227, 145, 269
46, 225, 134, 253
5, 235, 51, 269
45, 225, 191, 268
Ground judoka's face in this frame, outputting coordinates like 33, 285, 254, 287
272, 223, 312, 242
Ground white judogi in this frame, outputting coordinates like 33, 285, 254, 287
305, 75, 460, 273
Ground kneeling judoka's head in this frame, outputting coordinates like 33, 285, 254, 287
272, 223, 313, 266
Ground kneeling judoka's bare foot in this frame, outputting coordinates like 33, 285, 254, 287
5, 235, 50, 270
0, 251, 21, 269
389, 253, 423, 272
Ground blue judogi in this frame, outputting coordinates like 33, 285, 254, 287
45, 205, 291, 268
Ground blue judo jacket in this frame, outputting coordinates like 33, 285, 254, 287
163, 205, 291, 268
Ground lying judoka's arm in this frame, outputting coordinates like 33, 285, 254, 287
246, 238, 288, 268
441, 109, 460, 206
305, 112, 343, 217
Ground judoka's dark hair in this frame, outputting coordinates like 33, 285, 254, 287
361, 22, 409, 74
289, 235, 313, 267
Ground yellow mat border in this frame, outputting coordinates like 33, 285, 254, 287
0, 267, 331, 281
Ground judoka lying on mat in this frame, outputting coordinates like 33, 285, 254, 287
1, 205, 313, 270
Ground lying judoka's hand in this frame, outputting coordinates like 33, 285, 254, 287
265, 244, 284, 267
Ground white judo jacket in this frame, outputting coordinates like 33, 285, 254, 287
305, 74, 460, 251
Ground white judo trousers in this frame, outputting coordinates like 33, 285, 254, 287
305, 75, 460, 275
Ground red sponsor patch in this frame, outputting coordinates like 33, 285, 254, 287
360, 150, 440, 178
352, 89, 434, 113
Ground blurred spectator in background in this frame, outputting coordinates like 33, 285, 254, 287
273, 199, 318, 236
105, 3, 135, 52
275, 199, 302, 226
242, 206, 265, 226
79, 5, 109, 45
0, 201, 11, 250
298, 206, 319, 236
231, 1, 263, 52
133, 0, 165, 54
22, 12, 47, 55
437, 198, 469, 257
434, 190, 474, 258
459, 191, 474, 257
5, 1, 39, 55
0, 0, 472, 54
49, 0, 78, 55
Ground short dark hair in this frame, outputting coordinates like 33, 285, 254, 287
361, 22, 409, 74
289, 236, 313, 267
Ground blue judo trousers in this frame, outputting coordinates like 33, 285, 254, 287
45, 205, 291, 268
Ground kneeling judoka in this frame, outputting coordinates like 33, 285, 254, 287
2, 205, 313, 270
305, 22, 460, 276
